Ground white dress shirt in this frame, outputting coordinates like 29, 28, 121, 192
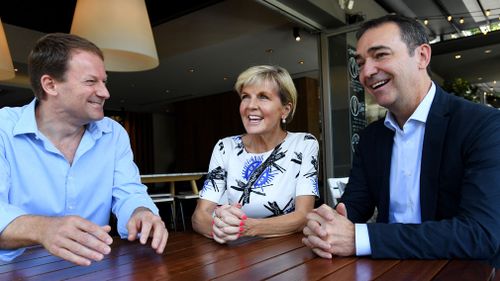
355, 82, 436, 256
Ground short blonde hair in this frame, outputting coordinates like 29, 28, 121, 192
234, 65, 297, 124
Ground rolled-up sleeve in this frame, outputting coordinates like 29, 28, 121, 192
110, 126, 158, 238
0, 136, 28, 261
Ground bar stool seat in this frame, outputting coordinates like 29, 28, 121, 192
150, 194, 176, 231
174, 193, 200, 231
141, 172, 207, 232
149, 193, 172, 198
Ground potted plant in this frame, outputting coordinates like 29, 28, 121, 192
442, 78, 480, 103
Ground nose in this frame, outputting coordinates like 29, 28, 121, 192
247, 96, 258, 109
359, 59, 377, 82
97, 82, 110, 100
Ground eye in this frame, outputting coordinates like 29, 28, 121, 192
356, 60, 365, 68
240, 94, 249, 100
374, 52, 389, 60
258, 93, 269, 100
84, 79, 97, 85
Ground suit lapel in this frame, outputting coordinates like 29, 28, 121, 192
377, 124, 394, 223
420, 86, 450, 221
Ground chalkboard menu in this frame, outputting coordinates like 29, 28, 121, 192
347, 46, 366, 153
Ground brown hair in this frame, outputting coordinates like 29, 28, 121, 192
356, 14, 429, 56
28, 33, 103, 100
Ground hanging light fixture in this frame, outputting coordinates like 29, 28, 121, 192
346, 0, 355, 10
70, 0, 159, 72
293, 27, 301, 42
0, 18, 15, 80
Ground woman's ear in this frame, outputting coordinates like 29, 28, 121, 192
282, 102, 292, 119
284, 102, 292, 113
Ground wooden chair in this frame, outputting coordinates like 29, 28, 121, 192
149, 193, 176, 231
327, 177, 378, 222
327, 177, 349, 206
174, 193, 200, 231
141, 173, 207, 231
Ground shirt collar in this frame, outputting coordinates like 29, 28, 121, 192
384, 82, 436, 131
13, 98, 112, 138
13, 99, 39, 137
87, 118, 112, 139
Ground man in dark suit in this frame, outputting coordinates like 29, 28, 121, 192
302, 14, 500, 267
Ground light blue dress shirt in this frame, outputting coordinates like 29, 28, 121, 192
0, 99, 158, 261
355, 82, 436, 256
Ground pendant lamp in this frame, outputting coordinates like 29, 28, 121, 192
0, 18, 15, 80
70, 0, 159, 72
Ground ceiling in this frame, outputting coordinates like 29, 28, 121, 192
1, 0, 499, 111
0, 0, 320, 112
376, 0, 500, 37
1, 0, 224, 34
375, 0, 500, 103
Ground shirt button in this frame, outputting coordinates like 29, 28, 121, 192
68, 205, 75, 210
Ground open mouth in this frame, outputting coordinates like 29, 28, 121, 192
370, 79, 389, 90
248, 115, 262, 122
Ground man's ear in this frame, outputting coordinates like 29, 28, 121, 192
417, 43, 432, 70
40, 75, 58, 97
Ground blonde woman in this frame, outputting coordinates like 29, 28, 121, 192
192, 65, 319, 243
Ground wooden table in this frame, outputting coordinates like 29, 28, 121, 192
140, 172, 206, 195
1, 232, 495, 280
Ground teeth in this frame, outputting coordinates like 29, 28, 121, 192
371, 80, 388, 89
248, 115, 262, 120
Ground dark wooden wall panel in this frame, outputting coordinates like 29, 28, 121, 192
173, 90, 243, 172
172, 77, 321, 175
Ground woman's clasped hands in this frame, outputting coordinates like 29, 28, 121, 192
211, 203, 248, 244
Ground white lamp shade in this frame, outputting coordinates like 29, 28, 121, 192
70, 0, 159, 72
0, 18, 15, 80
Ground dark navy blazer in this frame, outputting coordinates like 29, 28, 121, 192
340, 85, 500, 267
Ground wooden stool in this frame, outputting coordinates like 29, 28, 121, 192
150, 194, 176, 231
174, 193, 200, 231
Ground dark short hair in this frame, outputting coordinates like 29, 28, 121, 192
28, 33, 104, 100
356, 14, 429, 56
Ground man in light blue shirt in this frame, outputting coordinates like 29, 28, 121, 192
302, 15, 500, 267
0, 33, 168, 266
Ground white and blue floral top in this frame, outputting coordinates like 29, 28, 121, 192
200, 132, 319, 218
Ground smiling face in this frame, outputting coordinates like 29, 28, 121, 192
355, 22, 429, 115
239, 80, 291, 138
51, 50, 109, 125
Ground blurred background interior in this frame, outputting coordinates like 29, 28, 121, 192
1, 0, 499, 228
